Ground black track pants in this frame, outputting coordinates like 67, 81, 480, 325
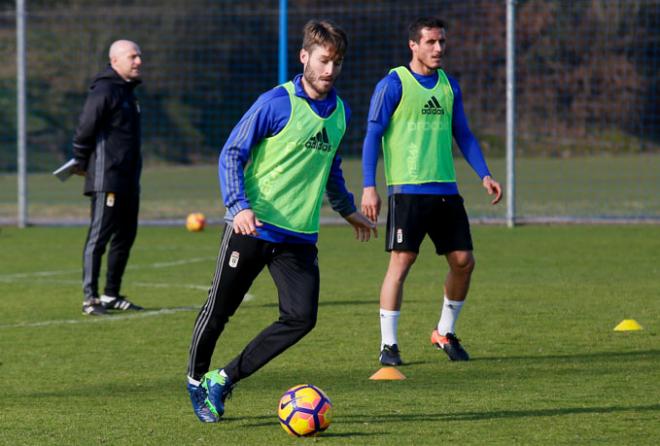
187, 225, 320, 383
82, 192, 139, 299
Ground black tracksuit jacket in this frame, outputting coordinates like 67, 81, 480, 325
72, 66, 142, 196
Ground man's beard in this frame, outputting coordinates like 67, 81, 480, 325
303, 65, 332, 96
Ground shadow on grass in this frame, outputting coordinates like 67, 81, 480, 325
341, 403, 660, 423
472, 349, 660, 362
222, 403, 660, 435
18, 349, 659, 401
252, 299, 382, 309
397, 360, 428, 366
237, 422, 382, 437
231, 417, 383, 437
315, 432, 382, 438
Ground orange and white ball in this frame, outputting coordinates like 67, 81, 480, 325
185, 213, 206, 232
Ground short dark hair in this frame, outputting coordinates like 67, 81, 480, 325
408, 17, 446, 42
302, 20, 348, 60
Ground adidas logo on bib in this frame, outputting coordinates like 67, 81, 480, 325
421, 96, 445, 115
304, 128, 332, 152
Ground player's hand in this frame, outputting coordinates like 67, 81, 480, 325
344, 211, 377, 242
482, 176, 503, 205
361, 186, 381, 224
232, 209, 263, 236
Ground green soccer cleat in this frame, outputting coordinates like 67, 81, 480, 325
201, 369, 233, 418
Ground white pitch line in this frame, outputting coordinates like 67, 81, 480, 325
0, 277, 209, 291
0, 269, 78, 280
147, 257, 215, 268
0, 256, 215, 282
0, 294, 255, 330
132, 282, 209, 291
0, 306, 200, 329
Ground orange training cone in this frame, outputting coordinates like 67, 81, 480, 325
369, 367, 406, 380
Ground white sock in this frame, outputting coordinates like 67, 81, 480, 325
437, 296, 465, 335
380, 309, 400, 349
188, 369, 227, 387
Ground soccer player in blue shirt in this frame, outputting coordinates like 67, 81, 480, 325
186, 20, 376, 423
361, 17, 502, 365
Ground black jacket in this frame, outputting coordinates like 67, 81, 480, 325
72, 66, 142, 196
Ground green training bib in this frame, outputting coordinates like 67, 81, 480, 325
244, 82, 346, 233
382, 66, 455, 185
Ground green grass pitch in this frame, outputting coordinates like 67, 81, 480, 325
0, 224, 658, 445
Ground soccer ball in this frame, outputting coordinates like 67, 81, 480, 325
185, 213, 206, 232
277, 384, 332, 437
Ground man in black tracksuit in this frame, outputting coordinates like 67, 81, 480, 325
72, 40, 144, 315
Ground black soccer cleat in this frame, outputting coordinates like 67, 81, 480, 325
379, 344, 403, 366
100, 294, 144, 311
82, 297, 107, 316
431, 330, 470, 361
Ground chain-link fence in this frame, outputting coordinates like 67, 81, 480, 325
1, 0, 658, 224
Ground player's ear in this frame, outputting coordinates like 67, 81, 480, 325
299, 48, 309, 65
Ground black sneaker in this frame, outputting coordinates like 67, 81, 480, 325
100, 294, 144, 311
82, 297, 107, 316
379, 344, 403, 366
431, 330, 470, 361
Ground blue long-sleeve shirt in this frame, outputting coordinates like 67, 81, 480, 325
362, 67, 491, 195
219, 74, 356, 244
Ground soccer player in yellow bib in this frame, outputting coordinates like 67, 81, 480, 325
361, 17, 502, 365
186, 20, 376, 423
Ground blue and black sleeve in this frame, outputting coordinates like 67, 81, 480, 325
219, 87, 291, 217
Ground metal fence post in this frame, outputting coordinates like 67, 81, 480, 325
278, 0, 287, 85
16, 0, 27, 228
506, 0, 516, 227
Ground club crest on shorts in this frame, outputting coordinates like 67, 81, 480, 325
229, 251, 240, 268
106, 193, 115, 207
396, 228, 403, 244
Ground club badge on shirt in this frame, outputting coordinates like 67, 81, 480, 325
106, 193, 115, 207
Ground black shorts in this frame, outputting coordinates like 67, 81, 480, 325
385, 194, 473, 255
